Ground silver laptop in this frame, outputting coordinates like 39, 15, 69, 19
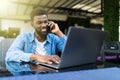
36, 27, 106, 69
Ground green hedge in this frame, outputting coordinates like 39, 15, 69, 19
104, 0, 119, 41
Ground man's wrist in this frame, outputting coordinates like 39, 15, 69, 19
30, 54, 38, 61
55, 30, 64, 37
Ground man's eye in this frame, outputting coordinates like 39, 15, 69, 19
36, 22, 42, 24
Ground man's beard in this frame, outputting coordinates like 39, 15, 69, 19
35, 29, 48, 39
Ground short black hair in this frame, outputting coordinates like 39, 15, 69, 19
30, 7, 48, 20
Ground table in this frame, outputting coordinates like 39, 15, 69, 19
0, 61, 120, 80
1, 67, 120, 80
0, 61, 97, 76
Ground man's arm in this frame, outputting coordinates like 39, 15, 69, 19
47, 21, 67, 52
5, 33, 32, 62
48, 21, 64, 38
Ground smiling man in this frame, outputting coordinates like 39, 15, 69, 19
5, 7, 67, 64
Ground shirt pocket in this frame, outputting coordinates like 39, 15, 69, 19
24, 42, 36, 53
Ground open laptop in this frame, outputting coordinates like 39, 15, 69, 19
36, 27, 106, 69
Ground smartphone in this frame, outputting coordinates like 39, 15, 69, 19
46, 22, 54, 33
47, 25, 51, 33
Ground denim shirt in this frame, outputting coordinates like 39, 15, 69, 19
5, 32, 67, 62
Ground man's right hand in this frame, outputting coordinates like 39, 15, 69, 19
30, 54, 60, 64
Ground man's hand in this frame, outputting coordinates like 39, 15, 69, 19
30, 54, 60, 64
48, 21, 64, 37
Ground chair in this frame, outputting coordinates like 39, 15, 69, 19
0, 38, 15, 67
101, 41, 120, 63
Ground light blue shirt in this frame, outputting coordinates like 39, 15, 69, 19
5, 32, 67, 62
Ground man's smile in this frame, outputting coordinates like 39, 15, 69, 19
41, 27, 47, 32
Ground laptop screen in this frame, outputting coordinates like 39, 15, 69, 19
59, 27, 106, 68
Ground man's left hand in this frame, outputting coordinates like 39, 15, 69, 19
48, 21, 64, 37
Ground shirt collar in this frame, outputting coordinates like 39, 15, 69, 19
30, 32, 51, 44
30, 31, 35, 42
46, 34, 52, 43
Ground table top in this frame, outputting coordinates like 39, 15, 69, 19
0, 60, 120, 78
1, 67, 120, 80
0, 61, 98, 77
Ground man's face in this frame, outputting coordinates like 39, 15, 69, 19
32, 15, 49, 37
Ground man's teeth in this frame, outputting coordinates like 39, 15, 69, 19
42, 28, 46, 31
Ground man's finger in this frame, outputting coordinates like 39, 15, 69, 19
51, 56, 60, 64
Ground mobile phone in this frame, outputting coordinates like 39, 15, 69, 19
46, 22, 54, 33
47, 25, 51, 33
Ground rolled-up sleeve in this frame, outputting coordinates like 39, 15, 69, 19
5, 33, 33, 62
57, 35, 67, 52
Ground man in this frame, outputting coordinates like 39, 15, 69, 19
5, 7, 67, 64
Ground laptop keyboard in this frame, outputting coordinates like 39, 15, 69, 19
36, 62, 59, 68
49, 63, 59, 67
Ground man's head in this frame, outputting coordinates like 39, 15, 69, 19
30, 7, 49, 38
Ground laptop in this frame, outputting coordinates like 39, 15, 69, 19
36, 27, 106, 69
